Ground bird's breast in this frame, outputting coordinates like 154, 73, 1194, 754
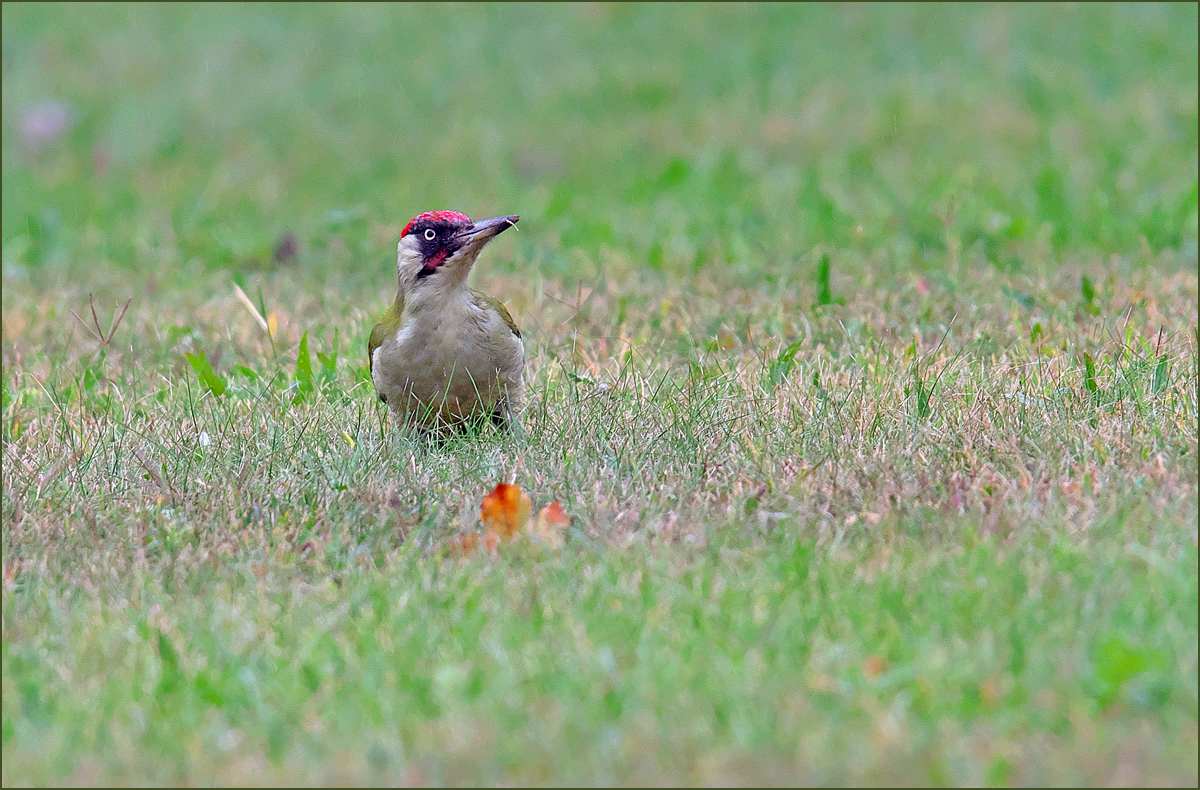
372, 303, 523, 422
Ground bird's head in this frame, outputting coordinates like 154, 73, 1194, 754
396, 211, 519, 291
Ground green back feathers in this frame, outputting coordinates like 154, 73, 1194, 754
368, 292, 404, 374
472, 290, 521, 339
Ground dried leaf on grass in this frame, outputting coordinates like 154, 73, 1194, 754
531, 500, 570, 549
480, 483, 531, 539
446, 484, 571, 556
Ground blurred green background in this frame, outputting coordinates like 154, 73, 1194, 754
2, 6, 1197, 785
3, 3, 1196, 290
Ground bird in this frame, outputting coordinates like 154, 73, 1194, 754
368, 210, 524, 433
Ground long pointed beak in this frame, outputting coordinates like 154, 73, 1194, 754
461, 215, 519, 244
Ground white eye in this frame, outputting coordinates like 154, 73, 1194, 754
424, 228, 436, 240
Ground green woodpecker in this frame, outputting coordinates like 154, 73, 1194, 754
369, 211, 524, 432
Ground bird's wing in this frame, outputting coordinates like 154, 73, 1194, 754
368, 295, 405, 375
472, 291, 522, 339
367, 322, 386, 375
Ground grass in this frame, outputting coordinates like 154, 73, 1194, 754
2, 3, 1198, 785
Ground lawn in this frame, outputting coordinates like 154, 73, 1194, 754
2, 3, 1197, 785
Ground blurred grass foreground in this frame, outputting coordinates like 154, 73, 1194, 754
2, 3, 1198, 786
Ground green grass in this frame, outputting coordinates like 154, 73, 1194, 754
3, 3, 1198, 785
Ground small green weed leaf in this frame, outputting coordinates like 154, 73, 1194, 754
295, 330, 314, 398
256, 285, 271, 328
194, 671, 224, 705
567, 370, 598, 385
815, 254, 843, 306
1081, 275, 1100, 314
816, 254, 832, 305
1083, 352, 1098, 395
167, 325, 193, 346
912, 367, 933, 422
1152, 354, 1171, 395
316, 352, 336, 383
185, 351, 227, 397
1030, 322, 1043, 343
768, 339, 805, 387
316, 329, 339, 386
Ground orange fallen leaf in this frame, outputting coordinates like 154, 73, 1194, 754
531, 500, 570, 549
451, 486, 570, 556
480, 483, 531, 540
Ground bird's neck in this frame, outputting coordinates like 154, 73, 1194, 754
399, 275, 473, 318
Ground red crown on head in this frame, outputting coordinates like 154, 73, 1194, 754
401, 210, 472, 237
